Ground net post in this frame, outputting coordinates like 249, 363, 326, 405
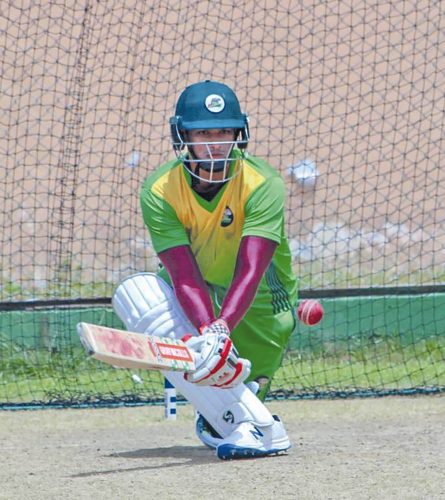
164, 378, 177, 420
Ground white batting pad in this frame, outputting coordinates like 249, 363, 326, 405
112, 272, 196, 339
112, 272, 274, 437
164, 371, 274, 437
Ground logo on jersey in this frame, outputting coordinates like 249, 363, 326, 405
205, 94, 225, 113
221, 206, 234, 227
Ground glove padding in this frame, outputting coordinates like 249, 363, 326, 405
183, 321, 251, 388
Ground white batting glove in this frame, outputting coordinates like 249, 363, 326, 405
183, 320, 251, 388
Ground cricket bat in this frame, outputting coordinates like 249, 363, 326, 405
77, 322, 196, 372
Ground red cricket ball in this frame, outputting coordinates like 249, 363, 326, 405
297, 299, 324, 326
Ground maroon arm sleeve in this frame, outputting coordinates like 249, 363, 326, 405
158, 245, 216, 329
219, 235, 278, 331
158, 236, 277, 333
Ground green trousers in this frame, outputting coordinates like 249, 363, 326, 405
211, 285, 297, 401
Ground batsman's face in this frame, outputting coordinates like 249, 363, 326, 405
186, 128, 236, 185
187, 128, 236, 160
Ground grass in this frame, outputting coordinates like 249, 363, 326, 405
293, 260, 445, 289
272, 336, 445, 396
3, 255, 445, 302
1, 334, 444, 407
0, 279, 116, 301
0, 336, 165, 406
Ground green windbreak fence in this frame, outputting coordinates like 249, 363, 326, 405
1, 293, 444, 408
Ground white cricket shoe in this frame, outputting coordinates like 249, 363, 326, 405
216, 415, 291, 460
195, 382, 261, 449
195, 413, 223, 449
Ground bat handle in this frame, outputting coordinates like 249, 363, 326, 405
164, 378, 177, 420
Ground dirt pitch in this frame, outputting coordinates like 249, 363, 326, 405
1, 396, 444, 500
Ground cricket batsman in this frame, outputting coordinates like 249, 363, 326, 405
112, 80, 298, 459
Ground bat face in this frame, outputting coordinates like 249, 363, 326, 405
77, 322, 196, 372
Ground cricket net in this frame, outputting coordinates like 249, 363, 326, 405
1, 1, 444, 408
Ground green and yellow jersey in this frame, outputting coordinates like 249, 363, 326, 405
140, 150, 298, 314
